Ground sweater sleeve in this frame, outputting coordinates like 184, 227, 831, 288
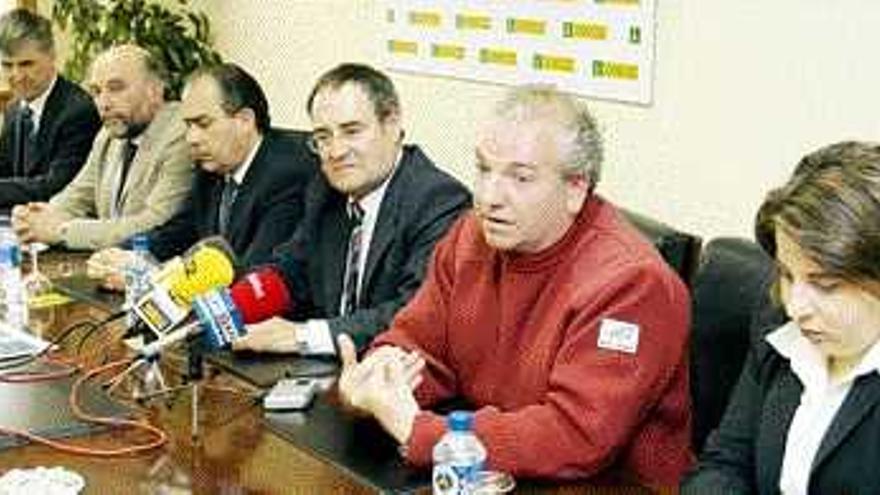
397, 259, 691, 480
370, 216, 467, 407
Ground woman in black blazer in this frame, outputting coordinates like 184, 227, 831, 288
683, 141, 880, 495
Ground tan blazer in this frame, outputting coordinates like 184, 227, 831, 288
49, 103, 193, 249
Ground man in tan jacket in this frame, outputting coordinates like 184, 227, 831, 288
12, 44, 192, 249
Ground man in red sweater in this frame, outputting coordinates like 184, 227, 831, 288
338, 86, 693, 487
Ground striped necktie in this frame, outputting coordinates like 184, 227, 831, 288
218, 178, 239, 236
340, 201, 364, 316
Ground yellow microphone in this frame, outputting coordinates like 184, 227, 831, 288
133, 239, 236, 336
165, 245, 235, 305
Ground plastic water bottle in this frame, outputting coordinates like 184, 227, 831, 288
0, 226, 27, 330
124, 234, 157, 328
432, 411, 487, 495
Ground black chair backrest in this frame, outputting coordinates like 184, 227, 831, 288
620, 209, 702, 287
689, 236, 775, 452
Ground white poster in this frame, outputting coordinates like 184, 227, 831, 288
382, 0, 657, 105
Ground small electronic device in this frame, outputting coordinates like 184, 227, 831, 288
263, 378, 318, 411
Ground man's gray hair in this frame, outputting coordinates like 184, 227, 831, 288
493, 85, 603, 186
0, 8, 54, 56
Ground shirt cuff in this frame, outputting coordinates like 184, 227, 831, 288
300, 319, 336, 355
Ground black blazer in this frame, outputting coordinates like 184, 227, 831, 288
273, 145, 471, 349
148, 129, 317, 268
0, 76, 101, 209
683, 330, 880, 494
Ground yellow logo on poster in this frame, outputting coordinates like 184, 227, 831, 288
409, 10, 442, 28
479, 48, 518, 66
432, 44, 466, 60
507, 18, 546, 36
593, 60, 639, 80
562, 21, 607, 41
533, 54, 576, 73
456, 13, 491, 31
388, 39, 418, 55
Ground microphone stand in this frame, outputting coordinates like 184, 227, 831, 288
186, 334, 205, 442
114, 333, 207, 442
103, 323, 175, 406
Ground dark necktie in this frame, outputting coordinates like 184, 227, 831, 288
14, 105, 34, 176
340, 202, 364, 316
218, 179, 239, 236
113, 140, 138, 216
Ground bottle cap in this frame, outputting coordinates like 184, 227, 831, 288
131, 234, 150, 252
447, 411, 473, 432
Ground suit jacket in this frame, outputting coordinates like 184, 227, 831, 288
148, 128, 318, 268
49, 103, 193, 249
0, 76, 101, 209
683, 334, 880, 494
273, 145, 471, 348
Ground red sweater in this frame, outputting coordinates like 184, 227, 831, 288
371, 197, 693, 485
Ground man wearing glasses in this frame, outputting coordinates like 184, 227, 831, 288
233, 63, 470, 354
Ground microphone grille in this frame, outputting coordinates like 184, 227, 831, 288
171, 246, 235, 305
230, 268, 291, 324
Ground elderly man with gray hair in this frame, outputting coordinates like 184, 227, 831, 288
337, 86, 693, 487
0, 8, 100, 211
12, 44, 192, 249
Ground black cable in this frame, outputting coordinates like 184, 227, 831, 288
53, 320, 99, 347
74, 312, 126, 357
0, 319, 98, 371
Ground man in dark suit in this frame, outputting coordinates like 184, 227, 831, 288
146, 63, 316, 267
233, 63, 470, 353
89, 63, 317, 279
0, 9, 100, 211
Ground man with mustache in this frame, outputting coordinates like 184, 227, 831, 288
90, 63, 316, 276
12, 44, 192, 249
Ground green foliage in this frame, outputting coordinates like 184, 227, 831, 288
52, 0, 222, 99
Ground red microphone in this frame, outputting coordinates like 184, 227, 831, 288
228, 267, 291, 324
137, 268, 292, 357
140, 268, 292, 356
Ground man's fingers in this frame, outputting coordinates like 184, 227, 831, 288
337, 334, 358, 371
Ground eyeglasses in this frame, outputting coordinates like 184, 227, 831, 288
306, 125, 369, 155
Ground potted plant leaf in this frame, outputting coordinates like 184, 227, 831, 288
52, 0, 222, 98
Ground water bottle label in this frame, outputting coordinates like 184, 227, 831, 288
0, 244, 21, 267
432, 461, 483, 495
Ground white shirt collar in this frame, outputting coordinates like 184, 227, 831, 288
767, 321, 880, 388
228, 135, 263, 185
347, 147, 402, 216
22, 74, 57, 132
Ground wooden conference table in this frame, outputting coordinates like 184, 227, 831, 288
0, 250, 659, 494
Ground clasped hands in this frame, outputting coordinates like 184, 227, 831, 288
11, 202, 69, 245
337, 334, 425, 445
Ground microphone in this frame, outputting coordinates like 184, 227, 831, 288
228, 267, 291, 324
197, 267, 291, 349
137, 268, 291, 358
131, 239, 236, 336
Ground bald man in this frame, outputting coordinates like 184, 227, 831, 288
12, 44, 192, 249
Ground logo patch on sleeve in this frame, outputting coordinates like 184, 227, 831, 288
597, 318, 640, 354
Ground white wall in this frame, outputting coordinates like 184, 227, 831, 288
188, 1, 880, 238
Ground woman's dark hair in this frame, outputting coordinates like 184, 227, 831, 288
756, 141, 880, 285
